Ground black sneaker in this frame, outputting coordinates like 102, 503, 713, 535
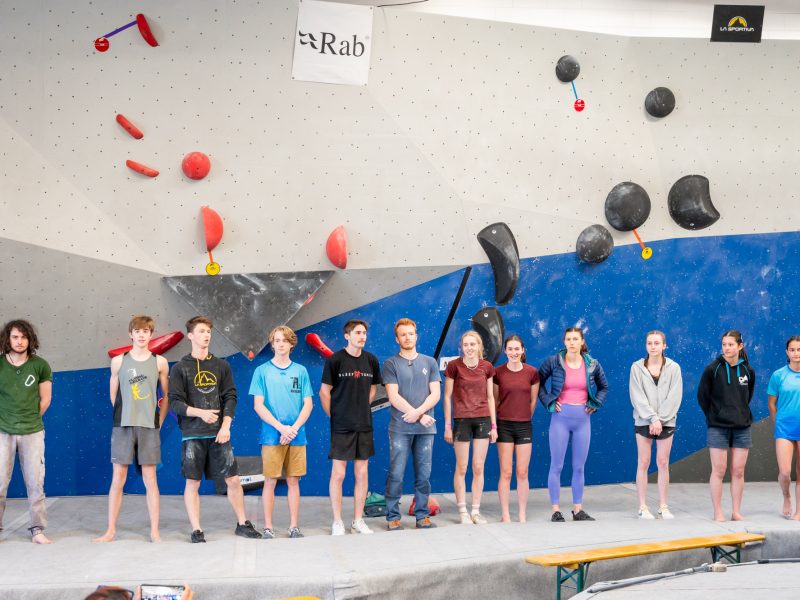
235, 520, 262, 539
551, 511, 566, 522
572, 510, 595, 521
190, 529, 206, 543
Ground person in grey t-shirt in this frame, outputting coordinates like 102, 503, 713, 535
383, 318, 441, 530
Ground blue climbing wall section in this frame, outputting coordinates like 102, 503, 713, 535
8, 231, 796, 498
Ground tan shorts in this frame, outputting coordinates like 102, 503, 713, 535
261, 444, 306, 478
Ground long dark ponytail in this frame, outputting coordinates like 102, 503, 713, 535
564, 326, 588, 355
722, 329, 749, 365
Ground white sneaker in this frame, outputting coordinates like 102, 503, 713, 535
459, 511, 474, 525
658, 505, 675, 519
638, 506, 655, 520
471, 512, 488, 525
351, 519, 374, 534
331, 520, 346, 536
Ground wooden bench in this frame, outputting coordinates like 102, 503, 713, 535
526, 532, 765, 600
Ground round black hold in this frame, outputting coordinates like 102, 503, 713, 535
555, 55, 580, 82
604, 182, 651, 231
645, 87, 675, 118
668, 175, 720, 230
576, 224, 614, 264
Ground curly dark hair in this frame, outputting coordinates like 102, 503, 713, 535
1, 319, 40, 356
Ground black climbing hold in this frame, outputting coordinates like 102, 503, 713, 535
555, 55, 580, 82
645, 87, 675, 118
668, 175, 720, 230
576, 225, 614, 264
470, 307, 504, 365
604, 182, 651, 231
477, 222, 520, 305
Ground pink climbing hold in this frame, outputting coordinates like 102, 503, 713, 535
182, 152, 211, 180
326, 225, 347, 269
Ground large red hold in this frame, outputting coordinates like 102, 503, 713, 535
108, 331, 184, 358
201, 206, 223, 252
326, 225, 347, 269
136, 14, 159, 47
182, 152, 211, 180
305, 333, 334, 358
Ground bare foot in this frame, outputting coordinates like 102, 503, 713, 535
93, 530, 116, 543
150, 532, 162, 543
519, 515, 527, 524
782, 496, 792, 518
791, 513, 800, 521
31, 532, 53, 544
713, 513, 726, 522
500, 516, 511, 524
731, 513, 746, 521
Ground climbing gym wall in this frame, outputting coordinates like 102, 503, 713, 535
2, 0, 799, 496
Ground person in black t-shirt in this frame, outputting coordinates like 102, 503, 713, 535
320, 319, 381, 536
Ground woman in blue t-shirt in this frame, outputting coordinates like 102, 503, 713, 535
767, 335, 800, 520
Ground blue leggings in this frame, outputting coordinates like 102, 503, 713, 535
548, 404, 591, 505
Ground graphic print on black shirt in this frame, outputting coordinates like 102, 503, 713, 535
322, 349, 382, 433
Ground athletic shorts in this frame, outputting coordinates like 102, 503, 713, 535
453, 417, 491, 442
496, 419, 532, 444
707, 426, 752, 449
329, 431, 374, 461
262, 444, 307, 478
182, 438, 239, 480
111, 426, 161, 465
634, 425, 676, 441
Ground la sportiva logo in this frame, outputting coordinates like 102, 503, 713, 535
720, 16, 755, 33
194, 370, 218, 394
298, 31, 366, 56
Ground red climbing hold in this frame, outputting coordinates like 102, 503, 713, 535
182, 152, 211, 180
116, 114, 144, 139
305, 333, 334, 358
126, 160, 159, 177
136, 14, 159, 47
326, 225, 347, 269
108, 331, 184, 358
201, 206, 224, 252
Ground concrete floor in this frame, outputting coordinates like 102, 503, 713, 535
0, 482, 798, 599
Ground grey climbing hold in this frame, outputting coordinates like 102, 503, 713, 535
576, 225, 614, 264
556, 55, 580, 82
668, 175, 720, 230
477, 222, 519, 305
470, 307, 505, 365
604, 182, 651, 231
645, 87, 676, 118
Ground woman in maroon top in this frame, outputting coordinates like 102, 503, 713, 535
444, 331, 497, 524
493, 335, 540, 523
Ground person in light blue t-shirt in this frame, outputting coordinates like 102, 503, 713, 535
249, 326, 313, 539
767, 335, 800, 520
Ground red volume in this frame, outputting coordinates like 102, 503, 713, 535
136, 14, 159, 47
108, 331, 184, 358
305, 333, 334, 358
116, 114, 144, 139
126, 160, 159, 177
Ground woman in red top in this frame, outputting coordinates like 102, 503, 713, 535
493, 335, 540, 523
444, 331, 497, 524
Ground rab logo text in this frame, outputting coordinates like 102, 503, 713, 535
298, 31, 365, 56
194, 370, 218, 394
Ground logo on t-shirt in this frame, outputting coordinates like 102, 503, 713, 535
131, 382, 151, 401
738, 375, 749, 385
422, 368, 428, 375
24, 374, 36, 387
339, 370, 372, 380
291, 376, 300, 392
194, 370, 218, 394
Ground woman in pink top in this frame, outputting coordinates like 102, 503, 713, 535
443, 331, 497, 524
493, 335, 540, 523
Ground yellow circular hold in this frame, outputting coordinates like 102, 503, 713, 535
641, 247, 653, 260
205, 261, 221, 276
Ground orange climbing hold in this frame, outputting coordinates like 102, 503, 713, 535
201, 206, 223, 252
326, 225, 347, 269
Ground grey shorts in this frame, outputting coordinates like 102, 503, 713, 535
707, 425, 752, 449
111, 426, 161, 465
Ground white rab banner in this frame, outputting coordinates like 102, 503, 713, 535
292, 0, 374, 86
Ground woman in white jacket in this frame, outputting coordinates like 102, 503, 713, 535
630, 330, 683, 519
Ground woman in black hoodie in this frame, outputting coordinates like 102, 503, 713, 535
697, 329, 755, 521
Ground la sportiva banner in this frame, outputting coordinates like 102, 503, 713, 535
710, 4, 765, 43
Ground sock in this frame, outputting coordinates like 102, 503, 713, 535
457, 502, 468, 514
471, 504, 480, 515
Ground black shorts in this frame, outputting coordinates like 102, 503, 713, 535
329, 431, 375, 461
182, 438, 239, 481
635, 425, 676, 440
496, 419, 532, 444
453, 417, 491, 442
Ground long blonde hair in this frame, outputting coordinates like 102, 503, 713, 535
460, 330, 485, 359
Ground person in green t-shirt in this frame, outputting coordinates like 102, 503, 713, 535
0, 319, 53, 544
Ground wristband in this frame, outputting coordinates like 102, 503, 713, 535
445, 423, 452, 431
490, 423, 497, 430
